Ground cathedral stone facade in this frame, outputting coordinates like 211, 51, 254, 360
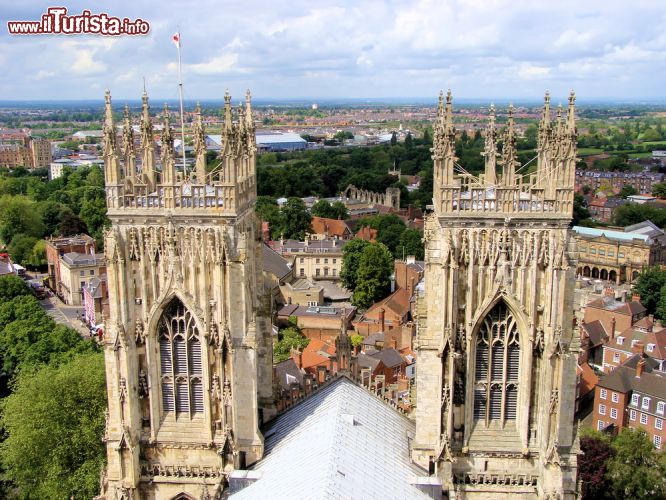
99, 90, 274, 499
413, 92, 580, 498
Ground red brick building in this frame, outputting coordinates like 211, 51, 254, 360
593, 353, 666, 450
45, 234, 96, 293
602, 317, 666, 373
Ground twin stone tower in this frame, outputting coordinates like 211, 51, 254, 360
100, 89, 579, 499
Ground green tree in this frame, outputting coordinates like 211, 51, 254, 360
0, 295, 98, 378
633, 266, 666, 317
352, 242, 394, 309
311, 199, 335, 218
57, 210, 89, 236
619, 185, 639, 199
607, 428, 666, 498
397, 228, 424, 260
405, 132, 414, 149
0, 274, 31, 301
255, 196, 283, 240
273, 327, 310, 363
422, 128, 432, 146
27, 239, 47, 268
330, 201, 349, 220
579, 430, 614, 499
652, 182, 666, 198
390, 131, 398, 146
657, 283, 666, 322
0, 352, 107, 498
613, 204, 666, 229
0, 195, 45, 244
341, 238, 371, 290
7, 234, 38, 266
350, 333, 364, 349
36, 200, 67, 236
280, 197, 312, 240
79, 196, 109, 239
573, 194, 591, 225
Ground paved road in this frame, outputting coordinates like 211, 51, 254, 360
40, 297, 90, 336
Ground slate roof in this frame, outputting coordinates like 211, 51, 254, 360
582, 320, 608, 347
231, 377, 428, 499
262, 244, 292, 281
607, 326, 666, 360
586, 296, 646, 316
597, 354, 665, 400
274, 358, 304, 391
370, 348, 406, 369
356, 353, 382, 371
61, 252, 105, 267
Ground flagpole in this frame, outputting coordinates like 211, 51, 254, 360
176, 32, 187, 178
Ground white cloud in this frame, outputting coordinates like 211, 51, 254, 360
33, 70, 55, 80
71, 49, 107, 76
1, 0, 665, 99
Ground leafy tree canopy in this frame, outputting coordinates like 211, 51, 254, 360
0, 352, 107, 499
0, 274, 31, 302
632, 266, 666, 317
607, 428, 666, 499
352, 242, 394, 309
274, 327, 310, 363
341, 238, 371, 290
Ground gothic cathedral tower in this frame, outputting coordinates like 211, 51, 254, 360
100, 90, 274, 499
413, 91, 579, 499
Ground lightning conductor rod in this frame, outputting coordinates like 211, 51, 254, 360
176, 30, 187, 177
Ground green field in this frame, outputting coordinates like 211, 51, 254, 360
577, 148, 604, 156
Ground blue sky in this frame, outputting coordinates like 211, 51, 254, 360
2, 1, 665, 101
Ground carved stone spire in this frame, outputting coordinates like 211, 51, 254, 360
103, 90, 122, 185
160, 104, 176, 185
432, 89, 456, 192
193, 102, 207, 184
139, 90, 156, 188
537, 92, 554, 196
122, 105, 136, 178
567, 90, 576, 134
482, 104, 498, 185
500, 104, 518, 187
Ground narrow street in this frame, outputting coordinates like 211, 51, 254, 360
25, 270, 92, 338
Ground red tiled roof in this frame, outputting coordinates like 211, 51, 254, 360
356, 226, 377, 242
311, 217, 350, 238
578, 362, 598, 398
301, 339, 336, 371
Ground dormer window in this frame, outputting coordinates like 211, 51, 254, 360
647, 344, 655, 353
642, 397, 651, 410
617, 336, 624, 345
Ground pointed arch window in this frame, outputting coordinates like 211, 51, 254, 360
473, 301, 520, 425
158, 299, 205, 417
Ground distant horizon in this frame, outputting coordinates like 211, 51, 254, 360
2, 96, 666, 108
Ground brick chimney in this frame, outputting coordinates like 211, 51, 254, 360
636, 358, 645, 378
408, 277, 416, 297
610, 316, 616, 340
291, 348, 303, 369
379, 308, 385, 333
632, 341, 644, 355
632, 294, 641, 302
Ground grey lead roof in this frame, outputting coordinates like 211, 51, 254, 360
231, 377, 429, 500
